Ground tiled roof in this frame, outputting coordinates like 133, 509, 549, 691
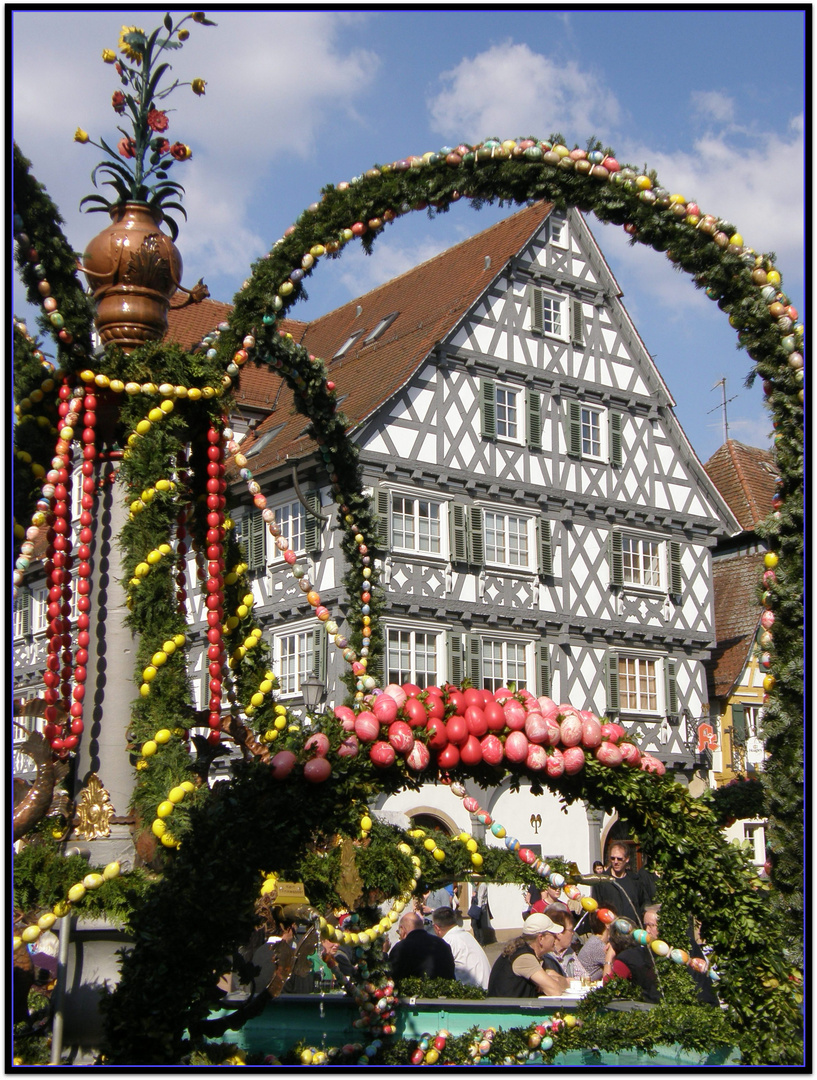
165, 296, 234, 352
164, 201, 554, 474
706, 550, 765, 698
703, 440, 777, 531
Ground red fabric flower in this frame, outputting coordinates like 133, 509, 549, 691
169, 142, 191, 161
117, 137, 137, 159
112, 91, 127, 114
156, 139, 171, 157
147, 109, 169, 132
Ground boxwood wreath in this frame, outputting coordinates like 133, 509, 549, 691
12, 110, 803, 1068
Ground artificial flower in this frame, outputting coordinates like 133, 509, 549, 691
169, 142, 192, 161
115, 62, 123, 75
117, 136, 137, 159
102, 49, 116, 63
192, 12, 207, 22
74, 128, 90, 144
177, 28, 189, 41
147, 109, 169, 132
191, 78, 206, 96
155, 139, 171, 156
112, 91, 127, 114
118, 25, 145, 63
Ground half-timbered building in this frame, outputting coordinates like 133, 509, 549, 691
13, 203, 741, 908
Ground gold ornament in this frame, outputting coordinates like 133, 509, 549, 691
74, 773, 114, 840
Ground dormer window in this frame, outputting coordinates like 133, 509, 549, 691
364, 311, 399, 344
243, 423, 284, 458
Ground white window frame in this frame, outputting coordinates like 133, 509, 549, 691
481, 636, 533, 693
386, 623, 444, 686
621, 534, 664, 592
31, 585, 48, 635
617, 654, 662, 716
273, 625, 315, 698
482, 509, 535, 571
580, 404, 606, 461
271, 498, 307, 560
495, 384, 521, 443
549, 210, 568, 248
390, 493, 443, 556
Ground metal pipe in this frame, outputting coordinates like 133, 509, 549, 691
49, 914, 72, 1065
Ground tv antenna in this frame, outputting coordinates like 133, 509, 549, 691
708, 378, 738, 444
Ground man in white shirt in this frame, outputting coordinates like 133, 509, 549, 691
431, 906, 491, 990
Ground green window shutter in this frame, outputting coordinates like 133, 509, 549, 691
241, 512, 266, 571
449, 503, 468, 563
536, 641, 551, 698
526, 388, 542, 450
570, 298, 584, 346
731, 702, 747, 746
310, 626, 326, 684
529, 286, 544, 334
467, 634, 482, 689
469, 507, 484, 567
304, 491, 321, 553
16, 590, 31, 636
537, 518, 553, 578
664, 658, 678, 719
567, 400, 582, 458
609, 528, 623, 588
609, 410, 623, 467
480, 379, 496, 440
448, 632, 464, 686
669, 541, 682, 598
375, 486, 391, 550
606, 651, 620, 715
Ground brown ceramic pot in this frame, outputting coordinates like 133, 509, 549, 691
80, 202, 182, 352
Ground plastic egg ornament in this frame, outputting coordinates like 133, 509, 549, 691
631, 928, 650, 946
650, 938, 671, 957
580, 896, 598, 912
597, 908, 617, 925
614, 917, 635, 935
670, 948, 690, 965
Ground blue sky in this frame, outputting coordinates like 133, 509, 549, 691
12, 7, 806, 465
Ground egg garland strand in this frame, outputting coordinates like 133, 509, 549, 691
14, 860, 121, 949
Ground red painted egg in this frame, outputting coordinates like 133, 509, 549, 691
465, 706, 488, 737
526, 743, 548, 771
370, 741, 396, 768
270, 750, 297, 780
504, 731, 529, 763
595, 742, 623, 767
402, 682, 422, 699
581, 715, 603, 748
406, 740, 431, 771
437, 743, 461, 770
618, 742, 641, 767
480, 734, 504, 765
446, 715, 469, 746
304, 757, 332, 783
373, 694, 398, 724
354, 712, 380, 742
503, 701, 527, 730
304, 732, 329, 757
484, 701, 506, 731
545, 747, 565, 777
387, 720, 415, 754
447, 689, 467, 715
426, 717, 449, 750
460, 735, 483, 765
405, 697, 430, 728
524, 713, 550, 744
559, 714, 583, 747
562, 746, 586, 775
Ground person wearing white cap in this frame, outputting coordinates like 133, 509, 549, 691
486, 912, 569, 997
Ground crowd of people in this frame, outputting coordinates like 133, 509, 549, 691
249, 841, 715, 1009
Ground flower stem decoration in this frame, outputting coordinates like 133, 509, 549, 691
76, 11, 215, 240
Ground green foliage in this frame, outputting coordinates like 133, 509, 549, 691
395, 975, 486, 1000
709, 775, 768, 825
13, 831, 155, 928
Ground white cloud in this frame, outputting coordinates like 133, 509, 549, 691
427, 41, 621, 143
614, 113, 804, 299
691, 90, 736, 125
335, 237, 452, 300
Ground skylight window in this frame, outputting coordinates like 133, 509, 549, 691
243, 423, 285, 458
332, 330, 365, 360
364, 311, 399, 344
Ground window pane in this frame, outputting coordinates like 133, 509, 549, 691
507, 516, 527, 566
643, 542, 660, 586
581, 408, 601, 457
484, 512, 502, 563
391, 496, 414, 550
482, 640, 503, 693
387, 629, 437, 685
274, 501, 306, 554
496, 387, 518, 439
277, 631, 312, 694
542, 296, 562, 336
506, 642, 528, 690
417, 500, 440, 553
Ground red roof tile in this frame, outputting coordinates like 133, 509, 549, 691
703, 440, 777, 531
707, 550, 765, 697
164, 201, 555, 473
165, 296, 234, 352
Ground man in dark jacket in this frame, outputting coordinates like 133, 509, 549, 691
591, 843, 647, 925
388, 912, 454, 981
486, 912, 568, 997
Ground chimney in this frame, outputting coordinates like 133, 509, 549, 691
484, 256, 491, 271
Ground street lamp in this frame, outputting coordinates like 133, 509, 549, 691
300, 674, 325, 713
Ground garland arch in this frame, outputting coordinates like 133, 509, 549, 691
12, 133, 803, 1066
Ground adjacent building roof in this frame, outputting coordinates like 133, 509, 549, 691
703, 440, 777, 531
707, 550, 765, 698
164, 200, 554, 474
703, 440, 775, 699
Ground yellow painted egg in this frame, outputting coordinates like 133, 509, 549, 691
83, 873, 105, 890
154, 729, 172, 744
142, 741, 158, 757
67, 883, 87, 903
38, 912, 57, 931
157, 801, 174, 819
21, 925, 41, 943
471, 853, 484, 867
